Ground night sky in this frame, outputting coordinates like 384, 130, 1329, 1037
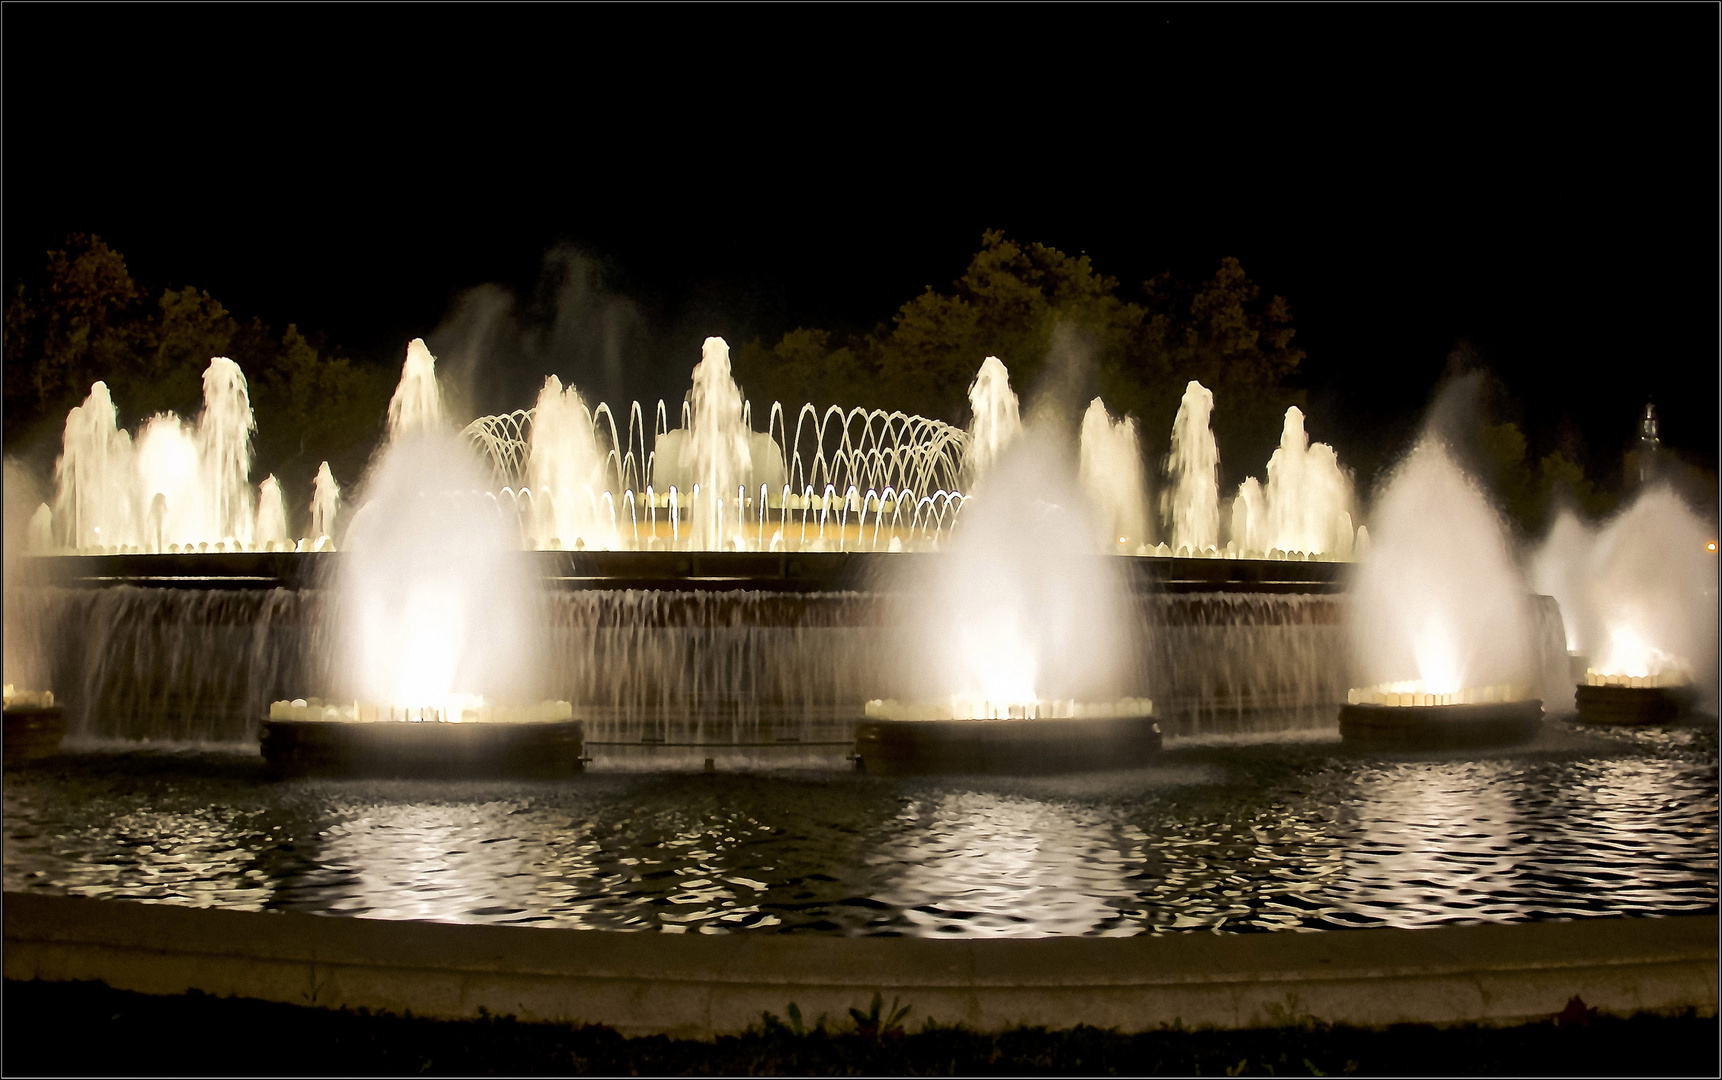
6, 6, 1717, 488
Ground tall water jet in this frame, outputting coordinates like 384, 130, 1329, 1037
4, 459, 49, 694
1163, 380, 1219, 555
387, 338, 445, 440
1348, 440, 1536, 701
961, 356, 1022, 489
198, 357, 257, 545
54, 382, 137, 551
1230, 407, 1355, 558
526, 375, 606, 550
674, 338, 752, 550
1078, 397, 1150, 551
309, 462, 340, 547
1231, 477, 1266, 557
254, 476, 289, 548
134, 414, 203, 550
1262, 407, 1353, 556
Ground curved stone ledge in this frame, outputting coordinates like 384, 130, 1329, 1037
4, 893, 1713, 1038
24, 550, 1350, 594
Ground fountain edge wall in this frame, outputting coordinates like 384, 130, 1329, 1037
5, 892, 1713, 1038
24, 552, 1352, 594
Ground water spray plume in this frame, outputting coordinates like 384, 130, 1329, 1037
1349, 440, 1535, 699
1079, 397, 1150, 552
1164, 380, 1219, 555
198, 357, 257, 545
526, 375, 607, 550
1536, 486, 1718, 704
309, 463, 341, 547
333, 429, 543, 716
254, 476, 289, 548
387, 338, 445, 439
902, 430, 1134, 714
962, 356, 1022, 489
55, 382, 136, 550
677, 338, 753, 551
1263, 407, 1353, 556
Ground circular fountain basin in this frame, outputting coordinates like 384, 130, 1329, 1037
1575, 683, 1695, 726
854, 715, 1162, 775
1337, 700, 1543, 750
3, 705, 66, 764
260, 719, 585, 778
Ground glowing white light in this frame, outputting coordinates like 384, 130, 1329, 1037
1594, 622, 1680, 681
1410, 616, 1462, 695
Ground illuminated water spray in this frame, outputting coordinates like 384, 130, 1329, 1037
331, 341, 544, 717
1348, 440, 1536, 703
1163, 380, 1219, 555
1079, 397, 1150, 551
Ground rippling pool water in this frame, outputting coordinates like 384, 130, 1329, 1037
5, 718, 1714, 937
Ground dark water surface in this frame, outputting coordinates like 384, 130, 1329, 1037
5, 719, 1714, 937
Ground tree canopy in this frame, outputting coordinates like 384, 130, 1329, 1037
5, 235, 394, 502
733, 230, 1305, 481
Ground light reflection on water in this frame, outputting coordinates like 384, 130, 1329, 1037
4, 719, 1714, 937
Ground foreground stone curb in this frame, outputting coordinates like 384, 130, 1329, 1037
4, 893, 1714, 1039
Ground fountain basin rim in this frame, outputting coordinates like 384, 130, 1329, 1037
3, 704, 67, 764
259, 717, 586, 778
854, 714, 1162, 776
1337, 700, 1543, 749
22, 550, 1352, 594
1574, 683, 1696, 726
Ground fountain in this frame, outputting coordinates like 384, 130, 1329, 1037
1163, 380, 1221, 556
1534, 486, 1718, 724
1232, 407, 1356, 559
853, 382, 1159, 774
1079, 397, 1151, 552
42, 358, 337, 553
260, 341, 581, 778
3, 459, 62, 761
16, 337, 1365, 755
1341, 439, 1544, 748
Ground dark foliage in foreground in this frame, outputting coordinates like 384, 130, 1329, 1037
5, 979, 1716, 1077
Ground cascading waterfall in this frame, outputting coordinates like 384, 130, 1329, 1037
13, 582, 1360, 745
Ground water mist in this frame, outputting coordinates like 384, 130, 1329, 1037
1534, 487, 1719, 706
898, 430, 1137, 714
329, 345, 545, 715
1348, 440, 1537, 700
